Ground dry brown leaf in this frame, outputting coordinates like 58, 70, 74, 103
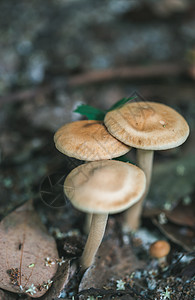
165, 200, 195, 227
152, 217, 195, 251
143, 199, 195, 227
0, 200, 59, 298
79, 237, 145, 292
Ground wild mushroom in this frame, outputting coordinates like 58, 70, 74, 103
149, 240, 171, 266
54, 120, 131, 232
104, 101, 190, 231
64, 159, 146, 270
54, 120, 130, 161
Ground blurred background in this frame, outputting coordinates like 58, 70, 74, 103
0, 0, 195, 224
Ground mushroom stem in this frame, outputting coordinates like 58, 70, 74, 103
84, 213, 92, 234
124, 149, 154, 231
137, 149, 154, 192
158, 256, 167, 266
81, 213, 108, 271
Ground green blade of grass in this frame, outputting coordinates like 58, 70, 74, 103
74, 104, 106, 120
108, 96, 137, 112
74, 95, 137, 120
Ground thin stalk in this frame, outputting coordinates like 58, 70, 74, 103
84, 213, 92, 234
81, 213, 108, 270
124, 149, 154, 231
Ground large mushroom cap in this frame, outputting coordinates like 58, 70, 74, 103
104, 102, 190, 150
64, 160, 146, 214
54, 120, 130, 161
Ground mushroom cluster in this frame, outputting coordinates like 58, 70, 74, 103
54, 100, 189, 270
54, 119, 147, 270
54, 120, 131, 232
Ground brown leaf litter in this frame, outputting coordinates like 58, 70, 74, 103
152, 217, 195, 252
0, 200, 59, 298
79, 236, 145, 292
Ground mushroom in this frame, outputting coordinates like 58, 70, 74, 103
104, 101, 190, 231
54, 120, 131, 232
54, 120, 130, 161
149, 240, 171, 266
64, 159, 146, 270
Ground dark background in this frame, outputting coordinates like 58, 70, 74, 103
0, 0, 195, 217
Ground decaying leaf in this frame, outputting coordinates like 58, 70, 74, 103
0, 200, 59, 298
79, 237, 145, 291
143, 198, 195, 227
152, 217, 195, 251
165, 199, 195, 228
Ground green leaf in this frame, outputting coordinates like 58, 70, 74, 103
108, 96, 137, 112
74, 96, 137, 120
74, 104, 106, 120
112, 155, 134, 163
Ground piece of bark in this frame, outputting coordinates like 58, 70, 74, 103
40, 260, 70, 300
0, 200, 58, 298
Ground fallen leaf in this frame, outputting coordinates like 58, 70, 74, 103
152, 217, 195, 251
0, 200, 58, 298
79, 237, 145, 291
165, 199, 195, 227
143, 198, 195, 227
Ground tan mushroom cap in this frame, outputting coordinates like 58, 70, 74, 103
64, 160, 146, 214
54, 120, 130, 161
149, 240, 171, 259
104, 102, 190, 150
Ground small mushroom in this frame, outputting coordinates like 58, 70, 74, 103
149, 240, 171, 265
104, 101, 189, 231
64, 159, 146, 270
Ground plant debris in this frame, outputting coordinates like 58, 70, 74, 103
152, 217, 195, 252
79, 236, 145, 292
0, 200, 58, 297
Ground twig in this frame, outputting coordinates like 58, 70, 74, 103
0, 63, 186, 106
67, 63, 185, 86
0, 85, 53, 106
